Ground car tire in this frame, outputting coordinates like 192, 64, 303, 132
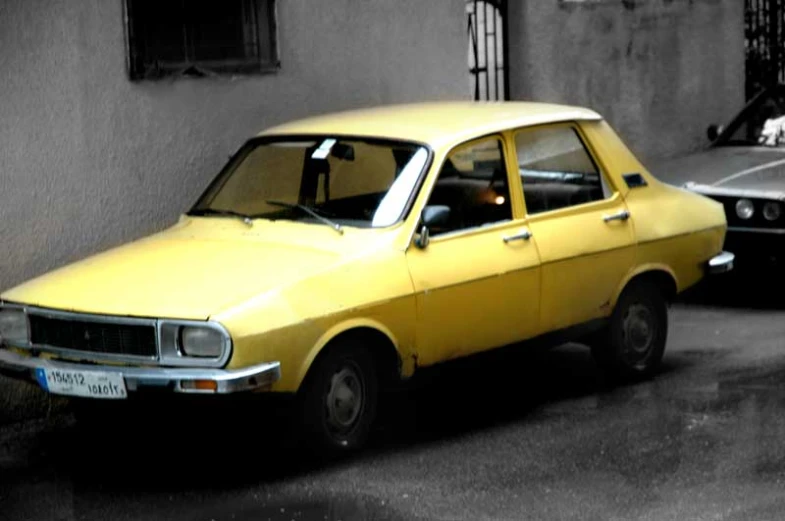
590, 280, 668, 382
297, 340, 378, 456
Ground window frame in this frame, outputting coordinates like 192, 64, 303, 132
122, 0, 280, 81
508, 122, 620, 217
421, 133, 520, 242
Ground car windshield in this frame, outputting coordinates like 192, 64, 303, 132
190, 136, 430, 229
719, 86, 785, 147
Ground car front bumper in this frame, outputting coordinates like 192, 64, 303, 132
0, 348, 281, 395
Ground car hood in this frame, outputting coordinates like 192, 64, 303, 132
1, 218, 393, 320
649, 146, 785, 193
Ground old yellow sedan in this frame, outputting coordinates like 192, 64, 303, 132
0, 102, 732, 452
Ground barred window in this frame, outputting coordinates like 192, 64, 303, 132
124, 0, 278, 80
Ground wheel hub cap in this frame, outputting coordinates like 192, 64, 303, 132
622, 303, 655, 359
325, 366, 363, 432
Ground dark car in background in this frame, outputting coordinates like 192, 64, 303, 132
651, 84, 785, 272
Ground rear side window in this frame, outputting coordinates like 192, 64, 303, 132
514, 126, 611, 214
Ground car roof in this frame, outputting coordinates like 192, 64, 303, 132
257, 101, 603, 148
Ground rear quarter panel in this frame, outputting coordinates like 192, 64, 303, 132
582, 120, 728, 298
627, 181, 726, 288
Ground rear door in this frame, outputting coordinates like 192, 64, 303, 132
511, 123, 637, 333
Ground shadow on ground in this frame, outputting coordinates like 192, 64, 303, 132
678, 269, 785, 309
2, 337, 685, 497
3, 270, 777, 499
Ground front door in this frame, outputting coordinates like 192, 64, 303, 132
406, 135, 542, 366
511, 123, 637, 333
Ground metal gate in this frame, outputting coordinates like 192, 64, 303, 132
467, 0, 509, 101
746, 0, 785, 99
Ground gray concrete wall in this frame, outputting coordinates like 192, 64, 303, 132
0, 0, 467, 292
508, 0, 745, 163
0, 0, 466, 424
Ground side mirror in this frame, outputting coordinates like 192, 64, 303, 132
415, 205, 450, 249
707, 124, 723, 142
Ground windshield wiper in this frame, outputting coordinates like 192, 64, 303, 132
188, 208, 253, 226
265, 200, 344, 235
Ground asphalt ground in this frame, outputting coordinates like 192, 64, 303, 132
2, 272, 785, 521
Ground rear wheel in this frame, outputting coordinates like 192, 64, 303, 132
590, 280, 668, 382
297, 341, 378, 455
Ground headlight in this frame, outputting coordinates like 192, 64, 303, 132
763, 201, 781, 221
735, 198, 755, 220
0, 309, 29, 345
179, 326, 225, 358
158, 320, 231, 367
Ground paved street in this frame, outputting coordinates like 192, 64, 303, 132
2, 277, 785, 521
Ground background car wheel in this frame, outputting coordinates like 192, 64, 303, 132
590, 280, 668, 382
297, 341, 378, 456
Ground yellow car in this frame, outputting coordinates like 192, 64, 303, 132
0, 102, 732, 452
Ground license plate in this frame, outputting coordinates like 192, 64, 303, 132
35, 367, 127, 399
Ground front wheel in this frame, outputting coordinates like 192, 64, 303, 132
590, 280, 668, 382
297, 341, 378, 455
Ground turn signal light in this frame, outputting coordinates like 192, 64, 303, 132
181, 380, 218, 392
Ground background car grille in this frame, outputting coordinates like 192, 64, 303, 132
28, 315, 157, 358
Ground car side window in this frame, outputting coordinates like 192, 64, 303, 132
515, 126, 612, 215
424, 136, 512, 236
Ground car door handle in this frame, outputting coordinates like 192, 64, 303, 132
603, 209, 630, 223
503, 229, 532, 243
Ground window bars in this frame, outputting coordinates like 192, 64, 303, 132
467, 0, 510, 101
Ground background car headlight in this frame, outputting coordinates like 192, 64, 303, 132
735, 198, 755, 220
179, 326, 225, 358
0, 309, 29, 345
763, 201, 781, 221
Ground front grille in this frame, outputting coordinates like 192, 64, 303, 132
28, 315, 157, 358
